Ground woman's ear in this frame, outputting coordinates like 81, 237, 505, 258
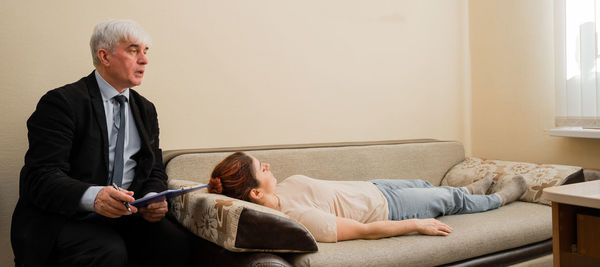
248, 188, 263, 203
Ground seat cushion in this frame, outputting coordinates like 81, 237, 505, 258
284, 201, 551, 267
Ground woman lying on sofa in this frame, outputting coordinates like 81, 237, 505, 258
208, 152, 527, 242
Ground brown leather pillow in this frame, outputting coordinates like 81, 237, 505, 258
168, 179, 318, 252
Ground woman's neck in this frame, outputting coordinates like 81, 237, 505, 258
260, 193, 281, 211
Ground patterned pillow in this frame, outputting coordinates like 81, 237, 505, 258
441, 158, 583, 205
167, 179, 318, 252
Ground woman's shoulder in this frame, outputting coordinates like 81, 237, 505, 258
277, 175, 321, 193
286, 174, 313, 180
283, 175, 324, 185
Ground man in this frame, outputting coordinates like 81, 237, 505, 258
11, 19, 191, 266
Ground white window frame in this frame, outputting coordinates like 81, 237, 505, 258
551, 0, 600, 138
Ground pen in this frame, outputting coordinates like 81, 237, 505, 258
112, 183, 132, 212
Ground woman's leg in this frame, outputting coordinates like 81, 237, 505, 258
463, 172, 495, 194
373, 180, 501, 220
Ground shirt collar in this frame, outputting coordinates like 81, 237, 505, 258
94, 70, 130, 102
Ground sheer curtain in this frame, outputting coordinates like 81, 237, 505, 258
555, 0, 600, 128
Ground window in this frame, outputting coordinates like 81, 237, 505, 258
554, 0, 600, 129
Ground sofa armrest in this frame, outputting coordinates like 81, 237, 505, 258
190, 233, 292, 267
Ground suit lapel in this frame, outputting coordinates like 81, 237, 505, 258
86, 72, 110, 178
128, 92, 153, 157
128, 92, 155, 188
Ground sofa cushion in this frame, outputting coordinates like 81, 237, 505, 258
441, 157, 583, 205
168, 179, 318, 253
284, 201, 551, 267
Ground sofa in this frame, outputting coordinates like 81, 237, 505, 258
163, 139, 584, 266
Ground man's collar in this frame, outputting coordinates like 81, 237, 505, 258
94, 70, 130, 101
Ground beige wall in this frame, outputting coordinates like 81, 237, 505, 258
0, 1, 469, 264
469, 0, 600, 168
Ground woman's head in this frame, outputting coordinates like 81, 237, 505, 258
208, 152, 276, 202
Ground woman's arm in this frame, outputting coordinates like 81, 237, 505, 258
336, 217, 453, 241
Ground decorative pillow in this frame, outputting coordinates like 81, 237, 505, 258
441, 157, 583, 205
167, 179, 318, 253
584, 169, 600, 181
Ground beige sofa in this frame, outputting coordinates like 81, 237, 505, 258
163, 139, 583, 266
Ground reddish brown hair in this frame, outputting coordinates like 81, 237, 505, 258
208, 152, 258, 202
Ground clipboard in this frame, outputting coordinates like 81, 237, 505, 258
131, 184, 208, 207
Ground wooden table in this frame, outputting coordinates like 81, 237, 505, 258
542, 180, 600, 266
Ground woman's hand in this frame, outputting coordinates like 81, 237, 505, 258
414, 218, 453, 236
336, 217, 453, 241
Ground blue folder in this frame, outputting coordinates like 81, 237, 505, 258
131, 184, 208, 207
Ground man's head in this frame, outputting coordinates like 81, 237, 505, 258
90, 19, 152, 92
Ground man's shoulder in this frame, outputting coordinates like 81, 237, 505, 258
129, 88, 153, 105
129, 88, 157, 114
44, 71, 97, 100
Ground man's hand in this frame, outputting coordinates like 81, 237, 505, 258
94, 186, 138, 218
414, 218, 453, 236
139, 200, 168, 222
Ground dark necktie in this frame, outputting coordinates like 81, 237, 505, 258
111, 95, 127, 186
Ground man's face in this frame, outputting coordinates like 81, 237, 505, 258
102, 41, 149, 92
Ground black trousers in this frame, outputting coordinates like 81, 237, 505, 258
48, 214, 192, 267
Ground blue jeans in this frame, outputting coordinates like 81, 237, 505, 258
371, 179, 501, 221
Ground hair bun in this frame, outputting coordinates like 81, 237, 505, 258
208, 177, 223, 194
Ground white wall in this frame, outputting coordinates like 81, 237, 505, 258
0, 1, 469, 265
469, 0, 600, 168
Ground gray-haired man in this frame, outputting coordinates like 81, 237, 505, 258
11, 19, 191, 266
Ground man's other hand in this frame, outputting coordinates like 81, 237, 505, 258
139, 200, 168, 222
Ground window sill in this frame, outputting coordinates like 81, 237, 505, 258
549, 127, 600, 139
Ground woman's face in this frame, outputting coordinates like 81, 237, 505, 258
251, 155, 277, 194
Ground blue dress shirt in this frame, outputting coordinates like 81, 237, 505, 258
78, 70, 142, 211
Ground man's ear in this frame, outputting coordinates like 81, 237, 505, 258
97, 49, 111, 67
248, 188, 263, 203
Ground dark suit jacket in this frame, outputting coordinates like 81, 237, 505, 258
11, 71, 168, 266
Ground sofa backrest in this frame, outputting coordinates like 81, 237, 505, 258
164, 139, 465, 186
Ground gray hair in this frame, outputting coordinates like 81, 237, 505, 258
90, 19, 152, 66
